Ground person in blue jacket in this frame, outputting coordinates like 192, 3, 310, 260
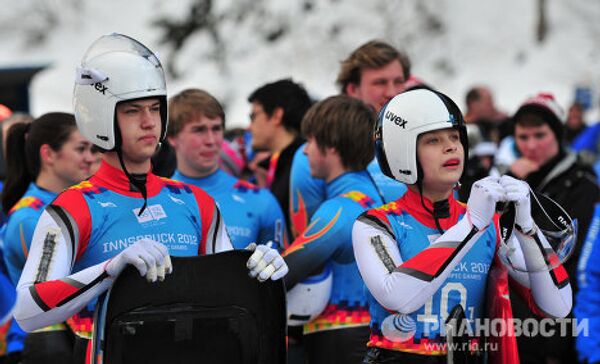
168, 88, 288, 250
282, 95, 386, 364
0, 270, 14, 326
576, 203, 600, 364
288, 40, 408, 239
0, 260, 15, 360
1, 112, 95, 363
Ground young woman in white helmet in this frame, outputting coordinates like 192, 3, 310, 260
352, 89, 573, 363
12, 33, 287, 361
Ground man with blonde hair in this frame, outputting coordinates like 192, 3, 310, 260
168, 88, 287, 250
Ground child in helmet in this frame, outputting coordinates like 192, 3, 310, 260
12, 33, 287, 360
352, 89, 572, 363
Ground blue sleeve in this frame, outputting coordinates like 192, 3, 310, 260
575, 203, 600, 363
3, 216, 37, 285
256, 190, 288, 250
0, 270, 15, 325
6, 319, 25, 354
366, 159, 407, 204
283, 199, 354, 288
572, 124, 600, 153
289, 145, 326, 238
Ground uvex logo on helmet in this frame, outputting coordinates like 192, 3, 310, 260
92, 82, 108, 95
385, 110, 408, 129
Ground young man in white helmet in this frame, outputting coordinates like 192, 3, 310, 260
11, 33, 287, 360
352, 89, 573, 363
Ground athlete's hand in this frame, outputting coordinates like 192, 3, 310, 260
245, 241, 288, 282
105, 238, 173, 282
500, 175, 534, 233
467, 176, 506, 230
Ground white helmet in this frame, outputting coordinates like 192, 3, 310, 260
286, 265, 332, 326
73, 33, 167, 150
375, 89, 468, 184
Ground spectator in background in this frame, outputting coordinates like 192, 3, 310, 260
283, 95, 384, 364
0, 109, 34, 364
0, 268, 15, 363
285, 40, 410, 364
247, 79, 313, 230
464, 85, 510, 143
289, 40, 409, 239
337, 40, 410, 113
576, 203, 600, 364
0, 112, 34, 191
2, 112, 95, 364
506, 93, 599, 364
565, 102, 587, 145
168, 88, 288, 249
152, 131, 245, 179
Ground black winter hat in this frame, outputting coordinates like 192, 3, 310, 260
513, 93, 565, 142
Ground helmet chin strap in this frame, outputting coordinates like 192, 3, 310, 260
116, 146, 149, 216
417, 177, 449, 235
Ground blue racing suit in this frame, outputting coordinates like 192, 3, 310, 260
283, 170, 384, 335
355, 189, 495, 354
172, 169, 287, 249
3, 184, 57, 284
0, 270, 13, 325
353, 188, 573, 359
572, 123, 600, 156
289, 145, 406, 238
0, 266, 15, 356
13, 161, 232, 339
575, 203, 600, 364
2, 183, 58, 356
2, 183, 59, 353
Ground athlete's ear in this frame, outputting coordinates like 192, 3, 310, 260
345, 83, 360, 98
324, 146, 340, 163
271, 107, 284, 126
167, 135, 177, 149
39, 144, 56, 166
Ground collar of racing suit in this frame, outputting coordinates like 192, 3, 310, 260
91, 160, 164, 198
400, 188, 464, 231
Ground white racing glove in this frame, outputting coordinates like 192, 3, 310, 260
245, 241, 288, 282
467, 176, 506, 230
105, 238, 173, 282
500, 175, 534, 233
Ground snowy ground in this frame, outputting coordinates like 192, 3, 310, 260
0, 0, 599, 127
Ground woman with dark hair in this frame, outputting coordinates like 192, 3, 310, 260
2, 112, 94, 363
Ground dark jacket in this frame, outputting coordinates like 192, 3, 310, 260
510, 150, 599, 363
258, 137, 304, 231
525, 151, 599, 291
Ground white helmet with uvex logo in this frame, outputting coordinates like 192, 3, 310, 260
375, 88, 468, 184
73, 33, 167, 151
